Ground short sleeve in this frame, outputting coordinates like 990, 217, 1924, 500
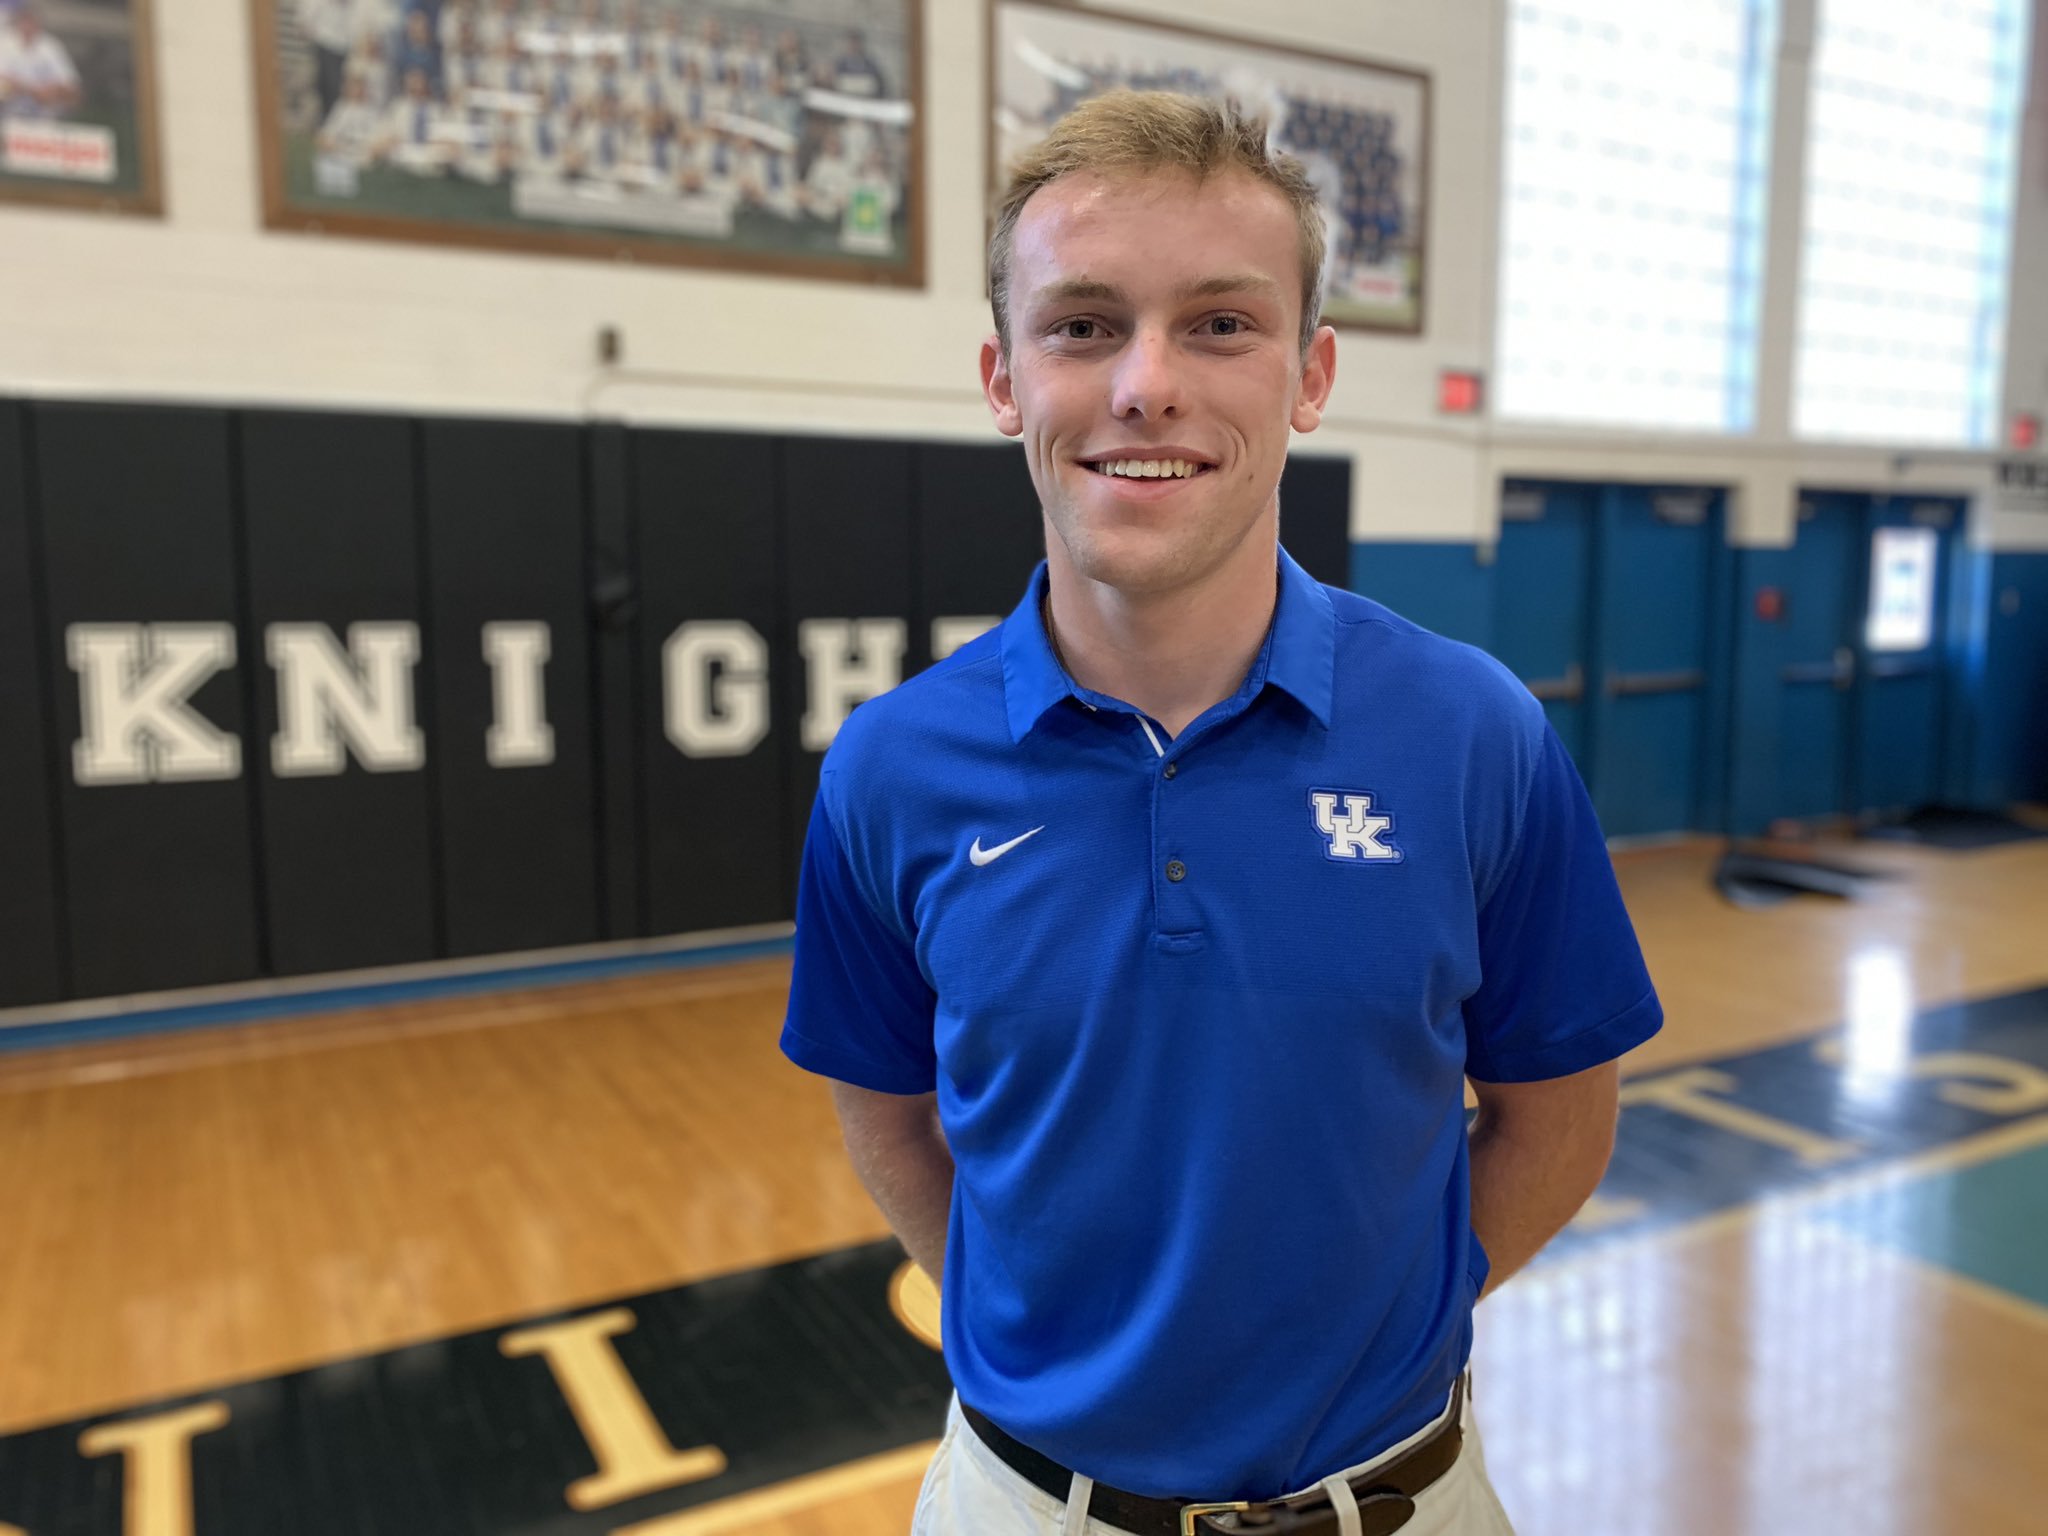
779, 784, 940, 1095
1463, 723, 1662, 1083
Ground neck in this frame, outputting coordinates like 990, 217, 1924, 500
1044, 528, 1279, 739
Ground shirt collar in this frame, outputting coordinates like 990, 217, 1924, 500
998, 562, 1071, 744
998, 545, 1336, 743
1265, 544, 1337, 727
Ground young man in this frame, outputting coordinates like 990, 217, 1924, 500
780, 91, 1660, 1536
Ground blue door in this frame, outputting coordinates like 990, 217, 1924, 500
1490, 482, 1727, 837
1591, 487, 1725, 838
1775, 493, 1861, 820
1492, 482, 1595, 765
1855, 496, 1960, 816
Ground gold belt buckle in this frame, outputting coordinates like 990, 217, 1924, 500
1178, 1501, 1252, 1535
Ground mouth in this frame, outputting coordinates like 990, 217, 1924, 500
1076, 452, 1218, 482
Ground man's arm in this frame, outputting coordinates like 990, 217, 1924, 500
1466, 1059, 1619, 1299
830, 1080, 954, 1283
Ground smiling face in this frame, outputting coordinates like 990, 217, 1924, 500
982, 167, 1335, 601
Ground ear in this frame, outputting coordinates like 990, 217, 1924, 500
1289, 325, 1338, 434
980, 334, 1023, 438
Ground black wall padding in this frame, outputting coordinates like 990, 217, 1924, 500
0, 405, 66, 1006
2, 405, 1370, 1009
913, 443, 1044, 674
35, 404, 263, 997
586, 423, 645, 941
1279, 455, 1352, 590
240, 411, 440, 975
779, 436, 916, 908
635, 429, 788, 937
423, 420, 602, 958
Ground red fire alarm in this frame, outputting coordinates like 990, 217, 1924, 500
1439, 370, 1485, 416
2016, 413, 2042, 451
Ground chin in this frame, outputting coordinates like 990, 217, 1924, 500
1056, 523, 1212, 597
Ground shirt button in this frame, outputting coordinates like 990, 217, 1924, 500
1163, 762, 1177, 780
1165, 859, 1187, 882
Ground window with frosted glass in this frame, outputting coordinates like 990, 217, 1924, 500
1794, 0, 2030, 445
1496, 1, 1778, 431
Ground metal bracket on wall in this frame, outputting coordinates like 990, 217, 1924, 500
1652, 491, 1711, 526
1499, 488, 1546, 523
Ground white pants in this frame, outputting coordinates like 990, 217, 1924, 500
911, 1384, 1516, 1535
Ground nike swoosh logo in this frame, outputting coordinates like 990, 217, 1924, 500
969, 827, 1044, 867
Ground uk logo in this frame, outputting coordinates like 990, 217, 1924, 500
1309, 788, 1402, 863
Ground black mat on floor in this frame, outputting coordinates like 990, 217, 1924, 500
1714, 844, 1891, 907
1862, 806, 2048, 851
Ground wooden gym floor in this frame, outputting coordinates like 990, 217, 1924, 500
2, 829, 2046, 1535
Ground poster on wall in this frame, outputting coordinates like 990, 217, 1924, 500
988, 0, 1429, 334
0, 0, 163, 214
251, 0, 922, 286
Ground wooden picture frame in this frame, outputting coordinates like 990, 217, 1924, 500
987, 0, 1430, 335
250, 0, 924, 289
0, 0, 164, 217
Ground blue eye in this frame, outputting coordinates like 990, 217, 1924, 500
1208, 315, 1243, 336
1060, 319, 1098, 340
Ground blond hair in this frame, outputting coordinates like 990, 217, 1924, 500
988, 90, 1327, 358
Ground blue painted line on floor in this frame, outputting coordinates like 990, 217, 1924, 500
0, 935, 796, 1056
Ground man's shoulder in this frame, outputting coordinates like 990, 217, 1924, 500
1323, 584, 1542, 727
822, 625, 1008, 784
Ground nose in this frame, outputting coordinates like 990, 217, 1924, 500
1108, 327, 1185, 422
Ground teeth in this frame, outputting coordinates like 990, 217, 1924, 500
1097, 458, 1199, 478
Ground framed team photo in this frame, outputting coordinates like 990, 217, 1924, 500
988, 0, 1430, 334
251, 0, 923, 287
0, 0, 164, 215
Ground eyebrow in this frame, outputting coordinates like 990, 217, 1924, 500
1174, 273, 1284, 303
1028, 272, 1285, 308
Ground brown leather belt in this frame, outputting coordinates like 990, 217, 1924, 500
958, 1377, 1466, 1535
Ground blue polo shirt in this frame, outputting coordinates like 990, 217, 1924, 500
781, 548, 1660, 1500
